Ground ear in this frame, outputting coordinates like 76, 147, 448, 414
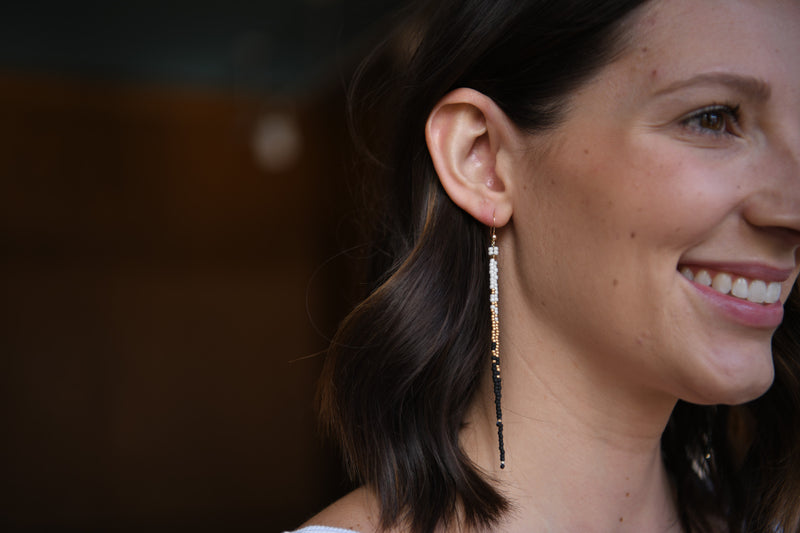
425, 88, 517, 228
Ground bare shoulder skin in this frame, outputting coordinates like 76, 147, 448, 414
300, 487, 386, 533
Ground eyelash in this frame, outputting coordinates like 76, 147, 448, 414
680, 103, 742, 137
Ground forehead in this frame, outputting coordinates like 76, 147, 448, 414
621, 0, 800, 84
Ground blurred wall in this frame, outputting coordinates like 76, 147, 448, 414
0, 2, 394, 531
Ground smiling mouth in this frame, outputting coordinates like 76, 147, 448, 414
678, 266, 782, 305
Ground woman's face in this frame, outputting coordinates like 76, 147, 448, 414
507, 0, 800, 405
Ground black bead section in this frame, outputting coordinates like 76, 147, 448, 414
491, 352, 505, 469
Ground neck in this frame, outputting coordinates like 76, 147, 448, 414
461, 332, 682, 533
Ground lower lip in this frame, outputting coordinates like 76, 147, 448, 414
685, 278, 784, 328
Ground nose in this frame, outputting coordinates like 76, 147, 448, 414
741, 134, 800, 245
742, 190, 800, 242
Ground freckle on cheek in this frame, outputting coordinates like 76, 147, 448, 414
613, 279, 619, 287
651, 69, 658, 78
630, 232, 636, 239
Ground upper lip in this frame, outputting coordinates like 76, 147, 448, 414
677, 261, 796, 283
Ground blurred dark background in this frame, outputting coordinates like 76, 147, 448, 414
0, 1, 403, 531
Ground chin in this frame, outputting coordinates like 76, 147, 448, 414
680, 342, 776, 406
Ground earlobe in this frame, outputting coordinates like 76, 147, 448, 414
425, 88, 515, 228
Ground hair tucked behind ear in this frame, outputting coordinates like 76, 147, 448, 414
318, 1, 800, 532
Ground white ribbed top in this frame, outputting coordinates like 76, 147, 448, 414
284, 527, 359, 533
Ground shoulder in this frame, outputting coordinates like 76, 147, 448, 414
297, 487, 386, 533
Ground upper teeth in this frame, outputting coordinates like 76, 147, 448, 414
680, 267, 782, 304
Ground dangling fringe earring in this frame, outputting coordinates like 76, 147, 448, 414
489, 222, 505, 469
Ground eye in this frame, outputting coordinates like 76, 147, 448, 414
680, 104, 741, 136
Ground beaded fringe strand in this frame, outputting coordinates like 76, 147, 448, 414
489, 226, 505, 469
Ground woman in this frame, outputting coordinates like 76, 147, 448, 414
293, 0, 800, 531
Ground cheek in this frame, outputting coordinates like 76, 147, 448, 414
513, 134, 746, 347
562, 134, 751, 253
527, 137, 693, 257
514, 143, 667, 336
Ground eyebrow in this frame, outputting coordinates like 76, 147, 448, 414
653, 72, 771, 101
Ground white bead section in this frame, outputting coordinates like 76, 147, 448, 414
489, 253, 499, 311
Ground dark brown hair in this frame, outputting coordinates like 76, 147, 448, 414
319, 1, 800, 532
